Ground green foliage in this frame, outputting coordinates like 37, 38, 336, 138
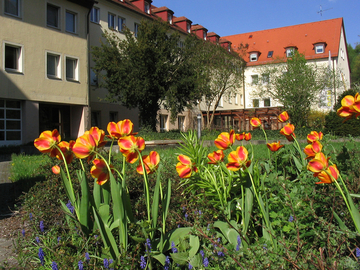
348, 43, 360, 87
92, 19, 202, 131
325, 88, 360, 136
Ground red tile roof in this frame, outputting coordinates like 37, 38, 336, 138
222, 18, 344, 66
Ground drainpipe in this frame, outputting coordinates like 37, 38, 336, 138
86, 3, 95, 131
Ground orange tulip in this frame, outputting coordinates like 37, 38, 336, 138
303, 140, 322, 159
284, 134, 295, 142
250, 117, 261, 128
89, 127, 106, 148
176, 155, 198, 178
107, 119, 138, 140
90, 158, 115, 185
244, 133, 252, 141
73, 132, 97, 160
136, 151, 160, 175
267, 141, 284, 152
236, 132, 245, 141
214, 130, 235, 150
314, 164, 339, 184
118, 135, 145, 163
307, 131, 323, 144
56, 140, 75, 164
226, 146, 251, 171
208, 150, 224, 164
337, 94, 360, 120
280, 123, 295, 136
52, 165, 61, 175
34, 129, 61, 156
307, 152, 329, 173
278, 111, 289, 122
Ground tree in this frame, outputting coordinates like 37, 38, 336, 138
348, 43, 360, 87
92, 19, 201, 131
186, 35, 245, 129
256, 51, 326, 127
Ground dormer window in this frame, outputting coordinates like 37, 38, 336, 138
228, 44, 231, 52
187, 23, 191, 33
144, 2, 150, 14
250, 53, 258, 62
167, 13, 172, 24
286, 47, 295, 57
203, 31, 207, 40
267, 51, 273, 58
315, 44, 325, 54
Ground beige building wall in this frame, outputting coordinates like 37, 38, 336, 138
0, 0, 91, 145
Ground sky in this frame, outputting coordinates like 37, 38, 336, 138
152, 0, 360, 48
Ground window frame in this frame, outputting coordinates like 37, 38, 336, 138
4, 42, 23, 73
178, 116, 185, 132
90, 7, 100, 23
134, 23, 139, 38
203, 31, 207, 40
315, 44, 325, 54
252, 99, 259, 108
65, 56, 79, 82
118, 16, 126, 32
167, 13, 173, 24
108, 12, 116, 29
144, 1, 150, 14
250, 53, 258, 62
47, 3, 60, 29
160, 115, 168, 132
267, 51, 273, 58
4, 0, 21, 18
251, 74, 259, 85
286, 48, 295, 58
187, 22, 191, 33
46, 51, 62, 79
264, 98, 271, 107
0, 99, 22, 145
65, 10, 77, 34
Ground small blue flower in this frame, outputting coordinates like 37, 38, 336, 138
207, 224, 210, 231
217, 251, 225, 257
185, 213, 188, 221
146, 238, 152, 252
203, 257, 209, 267
236, 235, 241, 251
21, 229, 25, 237
39, 221, 45, 232
200, 250, 204, 259
109, 259, 114, 270
51, 261, 58, 270
38, 248, 45, 266
29, 213, 33, 220
217, 237, 221, 243
66, 200, 75, 214
288, 215, 294, 222
78, 260, 83, 270
85, 252, 90, 262
104, 258, 109, 269
171, 241, 178, 253
57, 236, 61, 244
35, 237, 40, 244
356, 247, 360, 258
164, 256, 170, 270
140, 256, 146, 269
263, 244, 268, 251
198, 210, 202, 216
188, 262, 193, 269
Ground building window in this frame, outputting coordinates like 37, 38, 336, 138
228, 94, 232, 104
315, 44, 324, 54
250, 53, 258, 62
178, 41, 184, 48
47, 4, 60, 28
252, 99, 259, 108
118, 17, 126, 32
167, 13, 172, 24
66, 11, 77, 33
267, 51, 273, 58
219, 97, 223, 107
134, 23, 139, 38
178, 116, 185, 131
4, 43, 23, 73
160, 115, 168, 132
90, 69, 98, 86
90, 7, 99, 23
262, 73, 270, 84
187, 22, 191, 33
240, 94, 243, 105
251, 75, 259, 85
5, 0, 21, 17
264, 98, 270, 107
108, 13, 115, 29
0, 99, 22, 144
203, 31, 207, 40
109, 111, 118, 122
286, 48, 295, 57
234, 94, 238, 105
144, 1, 150, 14
47, 53, 61, 79
66, 57, 78, 81
91, 111, 100, 127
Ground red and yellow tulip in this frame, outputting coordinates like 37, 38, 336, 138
118, 135, 145, 164
244, 133, 252, 141
176, 155, 198, 178
337, 94, 360, 120
250, 117, 261, 128
226, 146, 251, 171
136, 151, 160, 175
56, 140, 75, 164
267, 141, 284, 152
214, 130, 235, 150
307, 131, 323, 144
307, 152, 329, 173
303, 140, 322, 159
280, 123, 295, 136
34, 129, 61, 156
236, 132, 245, 141
314, 164, 339, 184
90, 158, 115, 185
278, 111, 289, 122
107, 119, 137, 140
73, 132, 98, 160
52, 165, 61, 175
207, 150, 224, 165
